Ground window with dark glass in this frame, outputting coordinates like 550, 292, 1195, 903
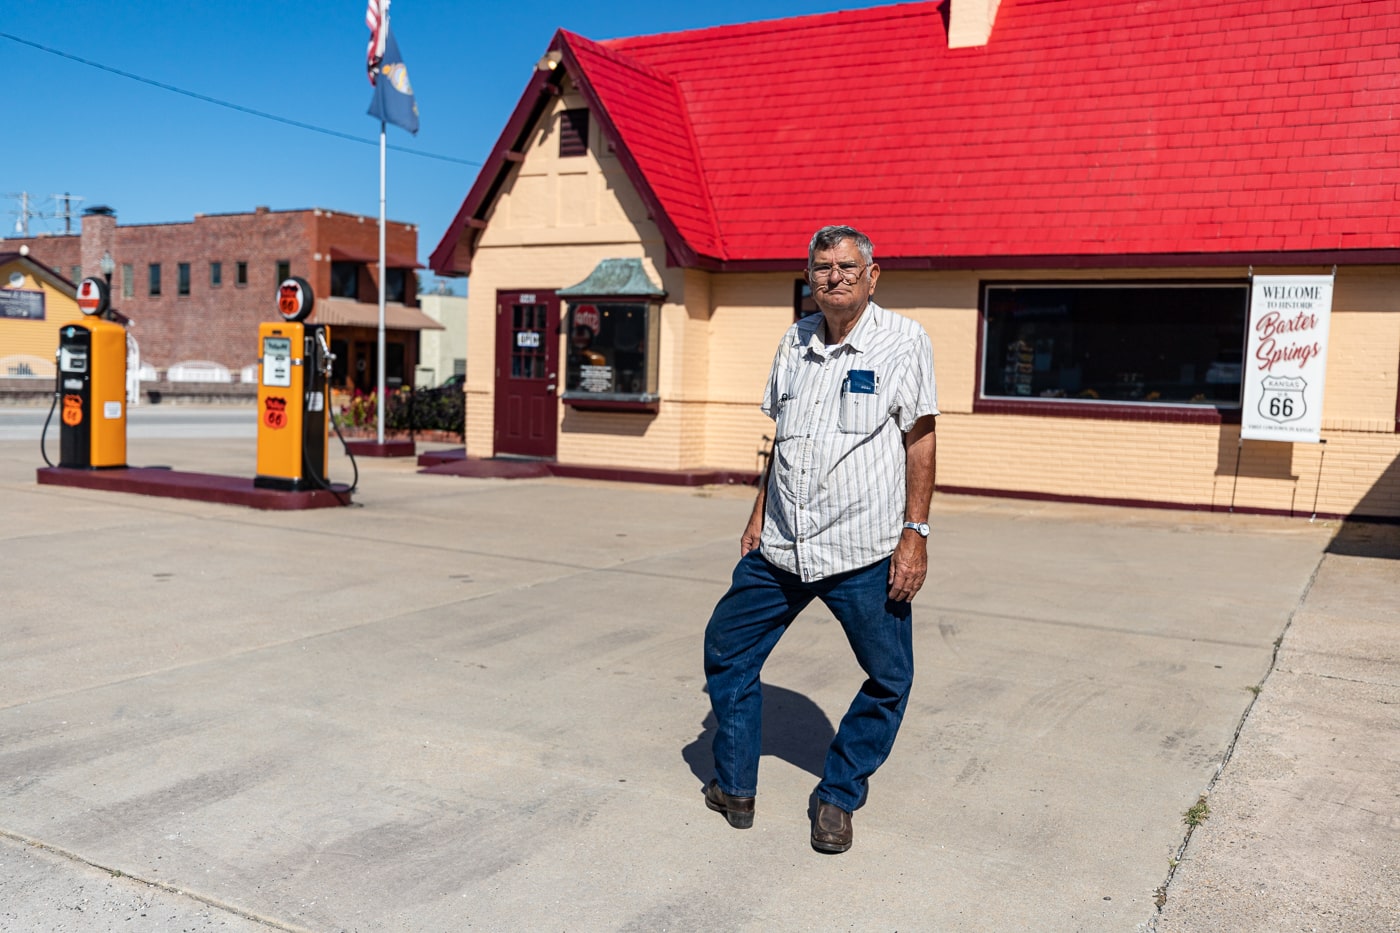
330, 261, 359, 299
510, 302, 549, 379
559, 108, 589, 157
210, 262, 222, 287
275, 260, 290, 285
980, 282, 1248, 408
563, 301, 659, 399
236, 261, 248, 286
793, 280, 818, 322
385, 267, 406, 303
178, 262, 191, 296
148, 263, 161, 296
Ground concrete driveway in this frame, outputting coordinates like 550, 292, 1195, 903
0, 423, 1393, 931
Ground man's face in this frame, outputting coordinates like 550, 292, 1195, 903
807, 239, 879, 317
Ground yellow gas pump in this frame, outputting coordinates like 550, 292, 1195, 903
255, 277, 333, 490
56, 277, 127, 469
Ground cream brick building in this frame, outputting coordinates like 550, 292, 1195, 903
432, 1, 1400, 520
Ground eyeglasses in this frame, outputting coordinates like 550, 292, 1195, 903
808, 262, 867, 282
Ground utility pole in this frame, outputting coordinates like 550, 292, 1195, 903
5, 192, 84, 236
53, 193, 83, 234
6, 191, 36, 236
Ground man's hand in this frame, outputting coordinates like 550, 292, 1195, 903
888, 533, 927, 601
740, 512, 763, 556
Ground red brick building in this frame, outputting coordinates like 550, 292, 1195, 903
5, 206, 440, 392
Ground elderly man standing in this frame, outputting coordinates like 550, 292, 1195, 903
702, 224, 938, 854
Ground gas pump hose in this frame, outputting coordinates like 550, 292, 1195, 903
39, 388, 59, 467
300, 412, 359, 505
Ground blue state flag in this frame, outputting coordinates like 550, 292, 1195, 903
367, 29, 419, 135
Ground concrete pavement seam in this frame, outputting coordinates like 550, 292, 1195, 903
0, 827, 315, 933
1145, 551, 1327, 927
1272, 667, 1399, 688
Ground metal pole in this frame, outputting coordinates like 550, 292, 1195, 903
1310, 439, 1328, 522
1229, 435, 1243, 513
377, 121, 387, 446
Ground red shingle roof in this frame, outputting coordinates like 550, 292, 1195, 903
432, 0, 1400, 273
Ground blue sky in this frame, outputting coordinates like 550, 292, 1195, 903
4, 0, 875, 287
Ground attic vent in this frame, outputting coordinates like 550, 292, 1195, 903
559, 108, 589, 157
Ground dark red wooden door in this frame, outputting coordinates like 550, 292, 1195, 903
493, 290, 559, 458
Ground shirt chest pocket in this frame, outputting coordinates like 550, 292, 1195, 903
839, 369, 883, 434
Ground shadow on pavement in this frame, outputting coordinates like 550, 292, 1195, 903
682, 684, 837, 786
1326, 520, 1400, 560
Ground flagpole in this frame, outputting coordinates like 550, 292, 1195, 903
377, 119, 387, 446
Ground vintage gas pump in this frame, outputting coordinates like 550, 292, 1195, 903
255, 277, 335, 490
55, 277, 127, 469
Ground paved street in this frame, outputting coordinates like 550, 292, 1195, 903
0, 401, 256, 442
0, 423, 1395, 931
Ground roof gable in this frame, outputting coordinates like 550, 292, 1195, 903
435, 0, 1400, 273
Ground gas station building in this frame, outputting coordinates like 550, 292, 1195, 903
1, 252, 83, 376
431, 0, 1400, 520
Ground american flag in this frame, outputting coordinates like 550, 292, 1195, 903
366, 0, 389, 84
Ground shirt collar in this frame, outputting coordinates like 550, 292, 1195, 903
805, 301, 883, 356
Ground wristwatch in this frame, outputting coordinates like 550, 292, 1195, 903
902, 521, 930, 537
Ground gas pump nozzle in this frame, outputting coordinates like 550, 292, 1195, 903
315, 329, 335, 378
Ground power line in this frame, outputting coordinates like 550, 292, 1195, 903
0, 30, 481, 168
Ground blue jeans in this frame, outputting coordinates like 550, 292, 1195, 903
703, 550, 914, 813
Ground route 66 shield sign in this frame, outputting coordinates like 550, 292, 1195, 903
1258, 375, 1307, 424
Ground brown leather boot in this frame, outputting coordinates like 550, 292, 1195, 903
704, 780, 755, 829
811, 800, 853, 853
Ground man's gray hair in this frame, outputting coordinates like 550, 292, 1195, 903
808, 225, 874, 267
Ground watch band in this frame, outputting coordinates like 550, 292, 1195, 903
903, 521, 930, 537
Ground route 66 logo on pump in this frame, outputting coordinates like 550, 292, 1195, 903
1257, 375, 1307, 424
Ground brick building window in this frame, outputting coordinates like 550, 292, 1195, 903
178, 263, 191, 296
330, 261, 359, 299
276, 260, 290, 285
563, 300, 660, 401
148, 264, 161, 297
71, 266, 81, 283
210, 262, 222, 287
236, 261, 248, 286
385, 268, 406, 303
979, 282, 1248, 409
121, 264, 133, 299
559, 108, 589, 157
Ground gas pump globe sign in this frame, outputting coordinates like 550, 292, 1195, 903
76, 277, 110, 317
277, 277, 314, 323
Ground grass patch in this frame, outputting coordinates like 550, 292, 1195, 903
1183, 795, 1210, 827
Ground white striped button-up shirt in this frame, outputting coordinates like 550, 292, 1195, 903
759, 301, 938, 582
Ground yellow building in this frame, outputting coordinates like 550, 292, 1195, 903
0, 250, 83, 380
431, 1, 1400, 520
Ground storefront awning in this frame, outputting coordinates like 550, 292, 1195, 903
328, 247, 423, 269
312, 297, 444, 331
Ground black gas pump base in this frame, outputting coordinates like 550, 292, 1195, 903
344, 439, 416, 458
37, 467, 353, 510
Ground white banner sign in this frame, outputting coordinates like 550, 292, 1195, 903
1240, 275, 1333, 443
